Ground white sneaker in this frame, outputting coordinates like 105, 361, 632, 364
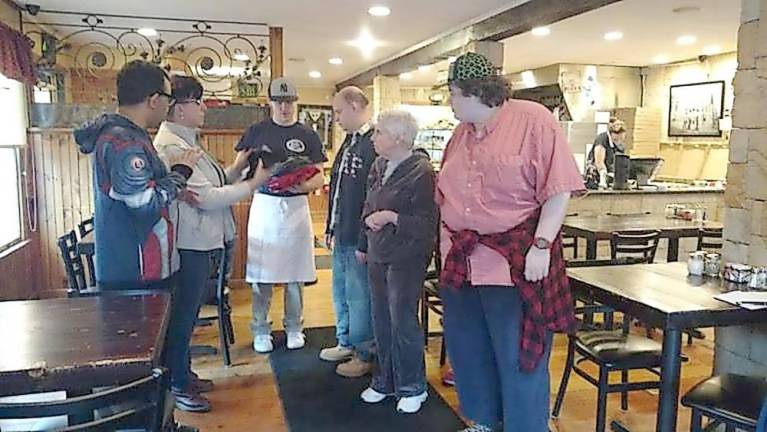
397, 391, 428, 414
287, 332, 306, 350
319, 345, 354, 362
253, 334, 274, 353
360, 387, 388, 404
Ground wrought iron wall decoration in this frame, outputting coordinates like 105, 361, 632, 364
23, 6, 270, 98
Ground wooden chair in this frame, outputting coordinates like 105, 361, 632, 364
681, 374, 767, 432
76, 217, 96, 287
196, 248, 235, 366
561, 235, 579, 259
0, 368, 171, 432
697, 227, 723, 252
56, 231, 97, 297
554, 259, 667, 432
609, 229, 662, 264
421, 246, 447, 366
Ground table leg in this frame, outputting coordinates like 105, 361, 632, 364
586, 238, 598, 260
666, 238, 680, 262
657, 328, 683, 432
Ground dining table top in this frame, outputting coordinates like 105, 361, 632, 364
0, 293, 170, 397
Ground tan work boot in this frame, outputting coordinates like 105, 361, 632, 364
319, 345, 354, 362
336, 356, 374, 378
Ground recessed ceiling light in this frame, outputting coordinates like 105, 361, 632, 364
347, 29, 382, 57
418, 64, 431, 72
653, 54, 670, 64
447, 56, 457, 63
234, 53, 250, 61
702, 45, 722, 55
399, 72, 413, 80
137, 28, 158, 37
604, 31, 623, 41
531, 26, 551, 37
328, 57, 343, 65
368, 5, 391, 17
677, 35, 697, 45
309, 70, 322, 79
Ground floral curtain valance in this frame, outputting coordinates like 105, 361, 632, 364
0, 21, 36, 85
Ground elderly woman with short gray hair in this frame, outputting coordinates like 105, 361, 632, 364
356, 109, 437, 414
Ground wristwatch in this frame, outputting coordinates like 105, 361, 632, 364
532, 237, 552, 250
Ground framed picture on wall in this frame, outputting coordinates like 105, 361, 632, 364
298, 104, 333, 150
668, 80, 725, 137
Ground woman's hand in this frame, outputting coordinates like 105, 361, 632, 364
364, 210, 398, 232
234, 148, 255, 171
524, 246, 551, 282
355, 250, 367, 264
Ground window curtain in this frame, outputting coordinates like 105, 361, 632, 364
0, 21, 35, 85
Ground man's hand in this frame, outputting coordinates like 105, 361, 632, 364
234, 148, 255, 171
246, 160, 272, 189
177, 188, 200, 207
355, 250, 367, 264
524, 246, 551, 282
324, 234, 334, 251
168, 148, 203, 168
364, 210, 398, 232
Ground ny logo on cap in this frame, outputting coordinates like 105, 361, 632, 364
280, 83, 288, 93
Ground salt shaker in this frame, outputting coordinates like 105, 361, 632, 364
704, 253, 722, 277
687, 252, 705, 276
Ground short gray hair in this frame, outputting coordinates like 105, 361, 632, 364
375, 110, 419, 149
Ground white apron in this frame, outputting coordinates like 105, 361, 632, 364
246, 193, 316, 283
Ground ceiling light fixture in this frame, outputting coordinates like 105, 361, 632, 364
653, 54, 670, 64
702, 45, 722, 56
447, 56, 457, 63
399, 72, 413, 80
604, 31, 623, 41
328, 57, 343, 65
137, 27, 158, 37
531, 26, 551, 37
309, 70, 322, 79
418, 64, 431, 72
368, 5, 391, 17
521, 70, 537, 88
677, 35, 697, 45
234, 53, 250, 61
348, 29, 382, 58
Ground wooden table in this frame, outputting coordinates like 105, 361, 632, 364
0, 294, 170, 397
563, 214, 723, 262
567, 262, 767, 432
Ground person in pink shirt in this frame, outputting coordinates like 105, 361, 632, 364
437, 53, 585, 432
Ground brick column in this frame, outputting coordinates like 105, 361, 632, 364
716, 0, 767, 375
372, 75, 401, 119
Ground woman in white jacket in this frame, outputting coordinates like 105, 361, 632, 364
154, 75, 269, 413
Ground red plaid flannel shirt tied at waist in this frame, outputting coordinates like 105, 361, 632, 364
440, 213, 578, 372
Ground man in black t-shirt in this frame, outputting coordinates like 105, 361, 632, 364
237, 77, 328, 354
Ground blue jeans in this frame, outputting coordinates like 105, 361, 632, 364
168, 249, 215, 390
442, 285, 553, 432
331, 245, 374, 361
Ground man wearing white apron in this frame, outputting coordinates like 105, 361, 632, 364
237, 77, 327, 353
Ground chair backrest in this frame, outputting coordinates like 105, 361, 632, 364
56, 230, 88, 296
566, 257, 648, 268
77, 217, 94, 240
0, 368, 169, 432
610, 229, 662, 264
697, 227, 723, 252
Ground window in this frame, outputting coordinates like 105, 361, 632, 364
0, 72, 28, 252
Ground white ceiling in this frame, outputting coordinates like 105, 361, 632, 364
24, 0, 528, 87
501, 0, 740, 74
405, 0, 741, 87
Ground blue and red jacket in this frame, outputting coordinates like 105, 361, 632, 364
75, 114, 190, 288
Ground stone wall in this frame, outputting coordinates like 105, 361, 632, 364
716, 0, 767, 376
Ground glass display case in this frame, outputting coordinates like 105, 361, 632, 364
415, 127, 453, 170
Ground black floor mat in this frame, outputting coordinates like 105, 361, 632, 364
268, 327, 465, 432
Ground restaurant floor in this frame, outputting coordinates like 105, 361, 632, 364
177, 223, 716, 432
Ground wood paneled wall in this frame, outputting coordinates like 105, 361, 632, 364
27, 128, 328, 296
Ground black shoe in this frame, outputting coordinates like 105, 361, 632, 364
172, 388, 211, 413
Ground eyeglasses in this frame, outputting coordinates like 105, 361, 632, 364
173, 98, 203, 106
153, 91, 174, 101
